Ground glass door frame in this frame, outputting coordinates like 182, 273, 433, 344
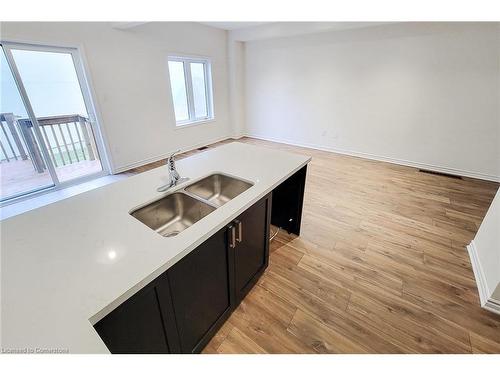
1, 40, 110, 205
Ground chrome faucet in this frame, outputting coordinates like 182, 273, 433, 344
157, 150, 189, 192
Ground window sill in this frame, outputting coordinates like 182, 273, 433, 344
174, 118, 215, 130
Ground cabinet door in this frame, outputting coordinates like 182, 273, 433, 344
167, 227, 234, 353
94, 280, 172, 354
234, 195, 271, 303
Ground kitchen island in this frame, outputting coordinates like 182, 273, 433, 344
1, 142, 310, 353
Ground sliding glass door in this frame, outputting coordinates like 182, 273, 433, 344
0, 48, 54, 199
0, 42, 107, 202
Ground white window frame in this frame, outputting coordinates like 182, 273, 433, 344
167, 55, 214, 127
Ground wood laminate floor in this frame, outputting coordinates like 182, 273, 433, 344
125, 137, 500, 353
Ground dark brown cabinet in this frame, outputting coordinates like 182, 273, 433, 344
93, 273, 179, 354
232, 195, 271, 304
168, 193, 271, 353
167, 227, 234, 353
93, 195, 271, 354
93, 184, 302, 354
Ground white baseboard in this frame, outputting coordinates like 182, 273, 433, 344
484, 298, 500, 315
243, 133, 500, 182
112, 132, 499, 182
467, 241, 500, 315
232, 133, 247, 140
467, 241, 491, 305
112, 135, 234, 174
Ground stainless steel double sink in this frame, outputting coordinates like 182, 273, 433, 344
130, 173, 253, 237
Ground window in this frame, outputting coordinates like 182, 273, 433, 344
167, 56, 213, 126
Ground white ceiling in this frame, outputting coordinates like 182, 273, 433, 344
198, 22, 270, 30
111, 22, 389, 41
111, 22, 149, 30
200, 22, 390, 41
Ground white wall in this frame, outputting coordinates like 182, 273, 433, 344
244, 22, 500, 181
1, 22, 232, 173
3, 22, 499, 180
227, 38, 246, 137
475, 190, 500, 296
469, 190, 500, 312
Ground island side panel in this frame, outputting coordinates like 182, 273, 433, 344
271, 165, 308, 235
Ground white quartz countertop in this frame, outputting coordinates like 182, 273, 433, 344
1, 143, 311, 353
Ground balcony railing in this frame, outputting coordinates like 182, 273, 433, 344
0, 113, 98, 174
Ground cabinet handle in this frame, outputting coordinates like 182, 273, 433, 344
236, 220, 242, 243
229, 225, 236, 248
